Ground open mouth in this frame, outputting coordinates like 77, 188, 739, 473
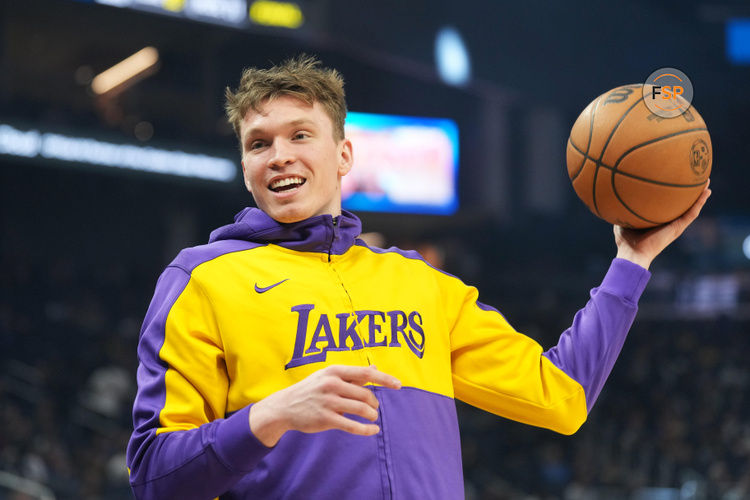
269, 176, 306, 193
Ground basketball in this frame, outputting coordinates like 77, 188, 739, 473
567, 84, 712, 229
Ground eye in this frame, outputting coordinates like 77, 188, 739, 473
249, 140, 266, 150
292, 131, 310, 140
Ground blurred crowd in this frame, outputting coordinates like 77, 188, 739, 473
1, 239, 749, 500
460, 315, 750, 500
0, 252, 144, 499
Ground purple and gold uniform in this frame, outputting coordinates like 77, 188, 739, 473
127, 208, 650, 499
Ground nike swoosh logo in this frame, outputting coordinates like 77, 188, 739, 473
254, 279, 289, 294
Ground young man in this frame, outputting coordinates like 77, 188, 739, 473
126, 56, 710, 499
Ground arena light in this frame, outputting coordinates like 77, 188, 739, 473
88, 0, 249, 27
186, 0, 246, 24
163, 0, 185, 12
435, 27, 471, 86
727, 18, 750, 65
91, 47, 160, 96
743, 234, 750, 260
0, 123, 236, 182
0, 124, 41, 158
249, 0, 304, 29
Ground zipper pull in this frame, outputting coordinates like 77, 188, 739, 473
328, 216, 338, 262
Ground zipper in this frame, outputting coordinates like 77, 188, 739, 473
327, 215, 390, 497
327, 215, 370, 365
327, 216, 337, 263
378, 393, 394, 500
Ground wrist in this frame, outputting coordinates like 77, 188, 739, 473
615, 248, 652, 270
249, 398, 287, 448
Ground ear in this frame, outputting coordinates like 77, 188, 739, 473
241, 160, 253, 194
337, 139, 353, 177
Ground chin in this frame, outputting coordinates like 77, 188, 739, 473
261, 200, 338, 224
266, 207, 311, 224
274, 215, 307, 224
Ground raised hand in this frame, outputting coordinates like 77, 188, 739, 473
614, 181, 711, 270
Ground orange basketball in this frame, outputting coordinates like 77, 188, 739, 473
567, 84, 712, 228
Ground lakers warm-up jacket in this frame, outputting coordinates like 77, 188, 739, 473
127, 208, 650, 500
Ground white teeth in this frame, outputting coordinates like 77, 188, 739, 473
270, 177, 304, 190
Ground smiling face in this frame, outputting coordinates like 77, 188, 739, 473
239, 95, 353, 224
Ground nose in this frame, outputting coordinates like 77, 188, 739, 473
267, 141, 295, 168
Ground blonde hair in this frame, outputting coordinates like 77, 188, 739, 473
225, 54, 347, 143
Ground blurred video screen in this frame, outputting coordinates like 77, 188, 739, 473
342, 111, 459, 215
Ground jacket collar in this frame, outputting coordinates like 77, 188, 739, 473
208, 207, 362, 255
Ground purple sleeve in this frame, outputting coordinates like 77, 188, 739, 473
126, 266, 273, 499
542, 258, 651, 412
129, 406, 272, 499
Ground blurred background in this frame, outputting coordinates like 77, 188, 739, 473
1, 0, 749, 498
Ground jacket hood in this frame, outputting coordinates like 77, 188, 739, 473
208, 208, 362, 255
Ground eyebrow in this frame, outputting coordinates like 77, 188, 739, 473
243, 118, 317, 143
